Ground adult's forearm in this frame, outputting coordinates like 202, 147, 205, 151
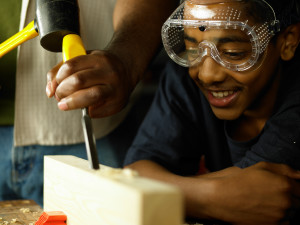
108, 0, 177, 86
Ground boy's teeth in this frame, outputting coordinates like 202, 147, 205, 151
212, 91, 234, 98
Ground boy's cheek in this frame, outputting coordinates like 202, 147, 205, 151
188, 67, 199, 80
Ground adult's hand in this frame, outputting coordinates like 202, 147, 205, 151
46, 50, 133, 118
45, 0, 177, 118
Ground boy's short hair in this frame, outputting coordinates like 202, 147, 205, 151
265, 0, 300, 60
266, 0, 300, 28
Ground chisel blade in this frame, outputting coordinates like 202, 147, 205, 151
81, 107, 100, 170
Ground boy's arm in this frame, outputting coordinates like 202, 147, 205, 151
126, 160, 300, 224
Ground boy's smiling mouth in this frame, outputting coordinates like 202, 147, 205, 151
211, 90, 234, 98
206, 89, 240, 108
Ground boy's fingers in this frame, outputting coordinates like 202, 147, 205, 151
255, 162, 300, 179
292, 180, 300, 198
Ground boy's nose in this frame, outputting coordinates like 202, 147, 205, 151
197, 56, 226, 85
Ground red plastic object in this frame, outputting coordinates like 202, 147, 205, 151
35, 211, 67, 225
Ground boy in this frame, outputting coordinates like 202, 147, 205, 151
124, 0, 300, 224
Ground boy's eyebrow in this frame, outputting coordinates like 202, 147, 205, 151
215, 36, 249, 43
184, 34, 197, 43
184, 33, 249, 43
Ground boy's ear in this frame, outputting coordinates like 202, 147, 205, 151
279, 23, 300, 61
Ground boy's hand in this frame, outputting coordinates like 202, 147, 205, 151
127, 160, 300, 225
206, 162, 300, 225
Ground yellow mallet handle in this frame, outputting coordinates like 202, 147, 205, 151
0, 20, 38, 58
62, 34, 86, 62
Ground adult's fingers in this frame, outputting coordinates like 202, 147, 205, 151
46, 61, 63, 97
88, 98, 126, 118
57, 84, 126, 117
57, 84, 113, 111
55, 54, 100, 84
54, 65, 120, 100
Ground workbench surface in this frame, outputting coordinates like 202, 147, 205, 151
0, 200, 204, 225
0, 200, 43, 225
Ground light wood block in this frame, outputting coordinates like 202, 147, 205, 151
44, 156, 183, 225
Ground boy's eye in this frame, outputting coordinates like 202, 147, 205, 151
221, 50, 248, 60
186, 48, 198, 55
177, 47, 198, 61
185, 48, 199, 60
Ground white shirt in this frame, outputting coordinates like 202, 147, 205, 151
14, 0, 137, 146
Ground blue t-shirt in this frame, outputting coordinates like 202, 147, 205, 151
124, 58, 300, 174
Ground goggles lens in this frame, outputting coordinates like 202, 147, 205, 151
162, 0, 280, 71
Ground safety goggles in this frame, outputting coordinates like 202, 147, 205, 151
161, 0, 280, 71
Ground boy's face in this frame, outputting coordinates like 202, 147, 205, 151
184, 1, 281, 120
188, 41, 280, 120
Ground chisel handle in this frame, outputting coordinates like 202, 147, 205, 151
62, 34, 100, 170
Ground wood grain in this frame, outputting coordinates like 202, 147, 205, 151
43, 155, 183, 225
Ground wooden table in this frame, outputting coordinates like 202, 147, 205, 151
0, 200, 43, 225
0, 199, 204, 225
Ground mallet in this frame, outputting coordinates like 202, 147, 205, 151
0, 0, 100, 170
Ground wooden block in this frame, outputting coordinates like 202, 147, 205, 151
44, 156, 183, 225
